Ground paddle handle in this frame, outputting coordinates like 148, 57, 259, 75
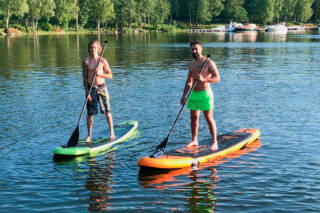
76, 41, 108, 126
167, 55, 211, 138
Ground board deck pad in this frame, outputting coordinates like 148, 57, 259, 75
138, 128, 260, 169
76, 124, 134, 148
167, 131, 252, 158
53, 120, 138, 159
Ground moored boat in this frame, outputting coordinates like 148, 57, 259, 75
225, 22, 243, 32
265, 22, 288, 33
287, 25, 305, 31
235, 23, 257, 32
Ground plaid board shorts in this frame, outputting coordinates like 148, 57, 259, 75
87, 84, 111, 115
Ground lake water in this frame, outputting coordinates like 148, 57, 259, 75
0, 31, 320, 212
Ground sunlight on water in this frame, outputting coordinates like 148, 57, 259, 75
0, 31, 320, 212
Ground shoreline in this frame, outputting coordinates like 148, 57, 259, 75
0, 27, 187, 37
1, 23, 318, 37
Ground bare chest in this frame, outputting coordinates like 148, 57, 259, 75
87, 60, 100, 71
189, 63, 209, 76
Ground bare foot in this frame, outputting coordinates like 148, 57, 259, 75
185, 140, 198, 148
109, 135, 116, 141
209, 142, 218, 151
85, 136, 92, 143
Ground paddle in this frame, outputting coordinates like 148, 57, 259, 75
65, 40, 108, 148
150, 55, 211, 158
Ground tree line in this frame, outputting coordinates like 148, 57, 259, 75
0, 0, 320, 32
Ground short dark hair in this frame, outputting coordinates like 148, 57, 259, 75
190, 40, 202, 47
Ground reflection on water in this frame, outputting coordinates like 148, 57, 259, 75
86, 154, 115, 211
229, 31, 258, 42
1, 32, 320, 212
138, 140, 262, 212
139, 166, 219, 212
186, 168, 218, 213
263, 32, 288, 42
138, 140, 261, 188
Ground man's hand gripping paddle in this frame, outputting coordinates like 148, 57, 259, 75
150, 55, 211, 158
64, 41, 108, 148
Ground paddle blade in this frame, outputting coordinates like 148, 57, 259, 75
150, 147, 165, 158
66, 126, 79, 148
150, 137, 168, 158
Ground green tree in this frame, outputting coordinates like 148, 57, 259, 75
27, 0, 55, 31
273, 0, 284, 22
169, 0, 179, 24
175, 0, 195, 24
187, 0, 196, 25
295, 0, 314, 23
312, 0, 320, 23
135, 0, 156, 26
152, 0, 170, 24
224, 0, 248, 22
209, 0, 225, 23
135, 0, 145, 26
256, 0, 275, 24
55, 0, 78, 29
195, 0, 211, 24
113, 0, 136, 27
88, 0, 115, 31
78, 0, 90, 27
26, 0, 40, 30
0, 0, 29, 29
282, 0, 297, 22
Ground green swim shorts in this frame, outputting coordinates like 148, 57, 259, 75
187, 90, 214, 111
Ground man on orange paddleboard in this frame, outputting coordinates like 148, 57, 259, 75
180, 40, 220, 151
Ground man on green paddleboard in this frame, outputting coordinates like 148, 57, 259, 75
180, 40, 220, 151
82, 41, 115, 142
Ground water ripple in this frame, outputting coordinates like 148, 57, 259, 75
0, 33, 320, 212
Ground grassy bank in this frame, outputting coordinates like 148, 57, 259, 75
1, 22, 317, 37
0, 23, 188, 37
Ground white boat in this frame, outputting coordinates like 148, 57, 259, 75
287, 25, 305, 31
225, 22, 243, 32
265, 23, 288, 33
235, 23, 257, 32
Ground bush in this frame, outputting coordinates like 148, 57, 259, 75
156, 24, 178, 32
130, 23, 139, 29
39, 22, 54, 31
67, 27, 78, 32
120, 27, 134, 33
172, 20, 177, 27
142, 25, 156, 30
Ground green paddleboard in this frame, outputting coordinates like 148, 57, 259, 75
53, 120, 138, 159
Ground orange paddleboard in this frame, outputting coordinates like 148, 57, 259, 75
138, 128, 261, 169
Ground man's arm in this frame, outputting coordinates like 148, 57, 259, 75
180, 64, 194, 105
82, 59, 89, 95
96, 58, 112, 79
199, 60, 220, 83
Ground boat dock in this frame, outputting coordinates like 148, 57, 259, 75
187, 28, 223, 33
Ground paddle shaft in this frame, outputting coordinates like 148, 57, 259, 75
76, 41, 108, 127
165, 55, 210, 140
